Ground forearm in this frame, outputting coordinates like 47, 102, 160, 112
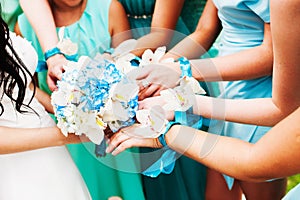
189, 44, 273, 82
0, 126, 65, 154
165, 125, 256, 181
166, 108, 300, 181
19, 0, 58, 51
194, 95, 285, 126
164, 0, 221, 60
164, 31, 217, 60
132, 29, 174, 57
35, 88, 54, 114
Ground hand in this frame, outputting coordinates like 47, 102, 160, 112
46, 54, 68, 91
133, 63, 181, 100
139, 96, 175, 121
106, 124, 163, 156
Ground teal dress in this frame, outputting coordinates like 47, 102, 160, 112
0, 0, 22, 31
209, 0, 273, 189
119, 0, 207, 199
18, 0, 145, 199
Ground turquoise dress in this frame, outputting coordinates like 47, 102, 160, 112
119, 1, 207, 199
0, 0, 22, 31
209, 0, 272, 189
18, 0, 145, 199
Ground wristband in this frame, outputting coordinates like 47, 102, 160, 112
158, 121, 180, 147
103, 47, 115, 55
44, 47, 63, 61
177, 57, 192, 78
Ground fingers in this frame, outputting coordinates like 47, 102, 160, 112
47, 64, 64, 91
106, 131, 131, 155
139, 84, 160, 100
47, 75, 58, 91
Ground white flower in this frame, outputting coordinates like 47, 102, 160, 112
112, 39, 137, 58
134, 108, 169, 138
179, 76, 206, 95
139, 46, 174, 66
115, 53, 137, 74
57, 27, 78, 56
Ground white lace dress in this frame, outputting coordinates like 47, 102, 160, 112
0, 32, 91, 200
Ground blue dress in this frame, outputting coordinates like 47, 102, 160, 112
119, 1, 207, 199
209, 0, 272, 189
18, 0, 145, 199
283, 184, 300, 200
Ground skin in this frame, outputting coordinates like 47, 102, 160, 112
131, 0, 185, 56
107, 0, 300, 199
18, 0, 131, 91
107, 106, 300, 180
107, 0, 300, 185
19, 0, 186, 90
0, 126, 89, 154
136, 0, 300, 127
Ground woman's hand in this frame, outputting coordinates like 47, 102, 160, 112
106, 124, 163, 156
135, 63, 181, 100
139, 96, 175, 121
46, 54, 68, 91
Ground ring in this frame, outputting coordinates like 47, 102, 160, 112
141, 79, 150, 88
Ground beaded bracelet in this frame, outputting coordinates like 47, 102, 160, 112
158, 121, 180, 147
44, 47, 63, 61
177, 57, 192, 78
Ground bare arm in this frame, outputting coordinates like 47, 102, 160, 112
19, 0, 68, 91
109, 0, 132, 48
164, 0, 222, 59
0, 126, 87, 154
131, 0, 185, 56
107, 106, 300, 181
166, 106, 300, 181
271, 0, 300, 118
19, 0, 57, 52
187, 23, 273, 82
191, 0, 300, 126
29, 82, 54, 114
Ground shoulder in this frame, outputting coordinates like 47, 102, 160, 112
109, 0, 126, 13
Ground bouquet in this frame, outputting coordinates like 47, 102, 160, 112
51, 54, 139, 156
51, 37, 205, 160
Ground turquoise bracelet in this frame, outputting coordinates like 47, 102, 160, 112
177, 57, 192, 78
158, 121, 180, 147
103, 47, 115, 55
44, 47, 63, 61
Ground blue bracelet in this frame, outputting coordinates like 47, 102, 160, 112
177, 57, 192, 78
103, 47, 115, 55
44, 47, 63, 61
158, 121, 180, 147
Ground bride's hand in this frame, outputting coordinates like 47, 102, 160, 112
106, 125, 163, 156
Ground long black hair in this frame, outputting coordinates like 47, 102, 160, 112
0, 6, 36, 115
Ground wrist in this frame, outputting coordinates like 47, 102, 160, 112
158, 122, 180, 147
44, 47, 63, 61
164, 124, 179, 148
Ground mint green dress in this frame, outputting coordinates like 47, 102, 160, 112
18, 0, 145, 199
119, 0, 207, 199
0, 0, 22, 31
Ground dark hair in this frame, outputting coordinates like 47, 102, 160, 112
0, 8, 36, 115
